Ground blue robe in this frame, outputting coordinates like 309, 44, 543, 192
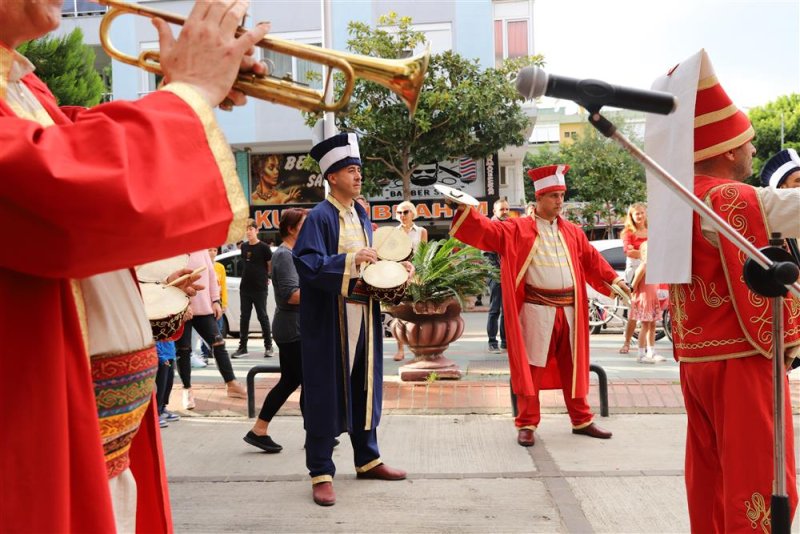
293, 199, 383, 437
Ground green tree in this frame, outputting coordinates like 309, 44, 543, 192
305, 12, 543, 199
17, 28, 106, 107
748, 94, 800, 185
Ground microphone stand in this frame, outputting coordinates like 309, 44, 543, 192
587, 111, 799, 533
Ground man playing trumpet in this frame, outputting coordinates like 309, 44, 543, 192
0, 1, 268, 532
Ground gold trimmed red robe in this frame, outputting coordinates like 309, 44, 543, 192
0, 65, 246, 532
451, 207, 619, 397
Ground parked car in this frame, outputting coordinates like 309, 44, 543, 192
214, 248, 276, 338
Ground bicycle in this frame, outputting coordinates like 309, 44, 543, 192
588, 294, 669, 342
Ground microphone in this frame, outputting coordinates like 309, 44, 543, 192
515, 66, 677, 115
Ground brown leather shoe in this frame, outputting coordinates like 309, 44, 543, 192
517, 428, 535, 447
572, 423, 612, 439
312, 481, 336, 506
356, 463, 407, 480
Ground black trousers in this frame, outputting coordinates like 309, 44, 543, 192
258, 340, 303, 421
239, 290, 272, 349
487, 279, 506, 345
155, 360, 175, 413
176, 313, 236, 388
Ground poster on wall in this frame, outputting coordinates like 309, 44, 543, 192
249, 152, 325, 206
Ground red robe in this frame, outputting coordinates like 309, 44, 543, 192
0, 74, 246, 532
451, 207, 619, 397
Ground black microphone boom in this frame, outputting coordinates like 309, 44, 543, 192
515, 66, 677, 115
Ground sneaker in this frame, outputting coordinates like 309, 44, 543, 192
264, 346, 274, 358
499, 342, 507, 350
190, 354, 207, 368
162, 409, 181, 422
488, 343, 501, 354
159, 415, 169, 429
231, 348, 248, 359
650, 354, 667, 363
182, 388, 196, 410
243, 431, 282, 453
637, 354, 656, 364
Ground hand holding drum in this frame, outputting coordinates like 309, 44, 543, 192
360, 227, 415, 304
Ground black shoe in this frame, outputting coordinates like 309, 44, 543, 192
231, 348, 248, 359
243, 431, 283, 453
499, 342, 507, 350
488, 343, 501, 354
264, 347, 274, 358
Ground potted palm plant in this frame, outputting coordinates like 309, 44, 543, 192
388, 237, 497, 381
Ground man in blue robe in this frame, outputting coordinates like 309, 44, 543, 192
294, 133, 409, 506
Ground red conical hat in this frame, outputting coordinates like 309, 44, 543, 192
527, 164, 569, 195
693, 74, 754, 162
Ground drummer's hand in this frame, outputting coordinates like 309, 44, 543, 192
166, 268, 204, 297
153, 0, 270, 108
212, 301, 223, 320
400, 261, 415, 280
355, 248, 378, 268
183, 308, 194, 323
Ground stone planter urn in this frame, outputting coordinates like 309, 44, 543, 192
388, 297, 464, 381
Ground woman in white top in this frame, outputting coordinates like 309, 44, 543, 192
393, 200, 428, 361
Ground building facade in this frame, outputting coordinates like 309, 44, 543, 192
57, 0, 537, 240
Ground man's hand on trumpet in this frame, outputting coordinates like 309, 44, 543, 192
153, 0, 270, 109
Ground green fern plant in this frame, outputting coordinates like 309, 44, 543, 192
404, 238, 497, 306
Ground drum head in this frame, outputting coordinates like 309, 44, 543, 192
373, 226, 413, 262
363, 260, 408, 289
433, 184, 479, 207
136, 254, 190, 283
140, 284, 189, 320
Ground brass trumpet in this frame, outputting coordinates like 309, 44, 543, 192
97, 0, 428, 117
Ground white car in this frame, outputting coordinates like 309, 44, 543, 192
215, 249, 277, 338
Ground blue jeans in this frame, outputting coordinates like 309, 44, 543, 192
487, 279, 505, 345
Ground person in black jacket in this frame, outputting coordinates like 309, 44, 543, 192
232, 220, 274, 358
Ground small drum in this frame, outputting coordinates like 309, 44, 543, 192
362, 260, 410, 305
140, 283, 190, 341
373, 226, 413, 262
136, 254, 190, 283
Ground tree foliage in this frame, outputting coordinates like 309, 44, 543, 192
17, 28, 106, 107
305, 12, 544, 199
524, 117, 646, 236
748, 94, 800, 185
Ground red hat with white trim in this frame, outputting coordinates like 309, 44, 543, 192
527, 164, 569, 195
693, 73, 754, 162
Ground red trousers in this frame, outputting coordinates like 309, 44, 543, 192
515, 307, 593, 429
681, 356, 797, 533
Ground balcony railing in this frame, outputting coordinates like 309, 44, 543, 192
61, 1, 108, 17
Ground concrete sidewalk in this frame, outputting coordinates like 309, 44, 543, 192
161, 413, 800, 533
163, 311, 800, 532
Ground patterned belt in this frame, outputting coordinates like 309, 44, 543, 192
91, 345, 158, 479
524, 285, 575, 307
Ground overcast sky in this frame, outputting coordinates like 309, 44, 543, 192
532, 0, 800, 111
